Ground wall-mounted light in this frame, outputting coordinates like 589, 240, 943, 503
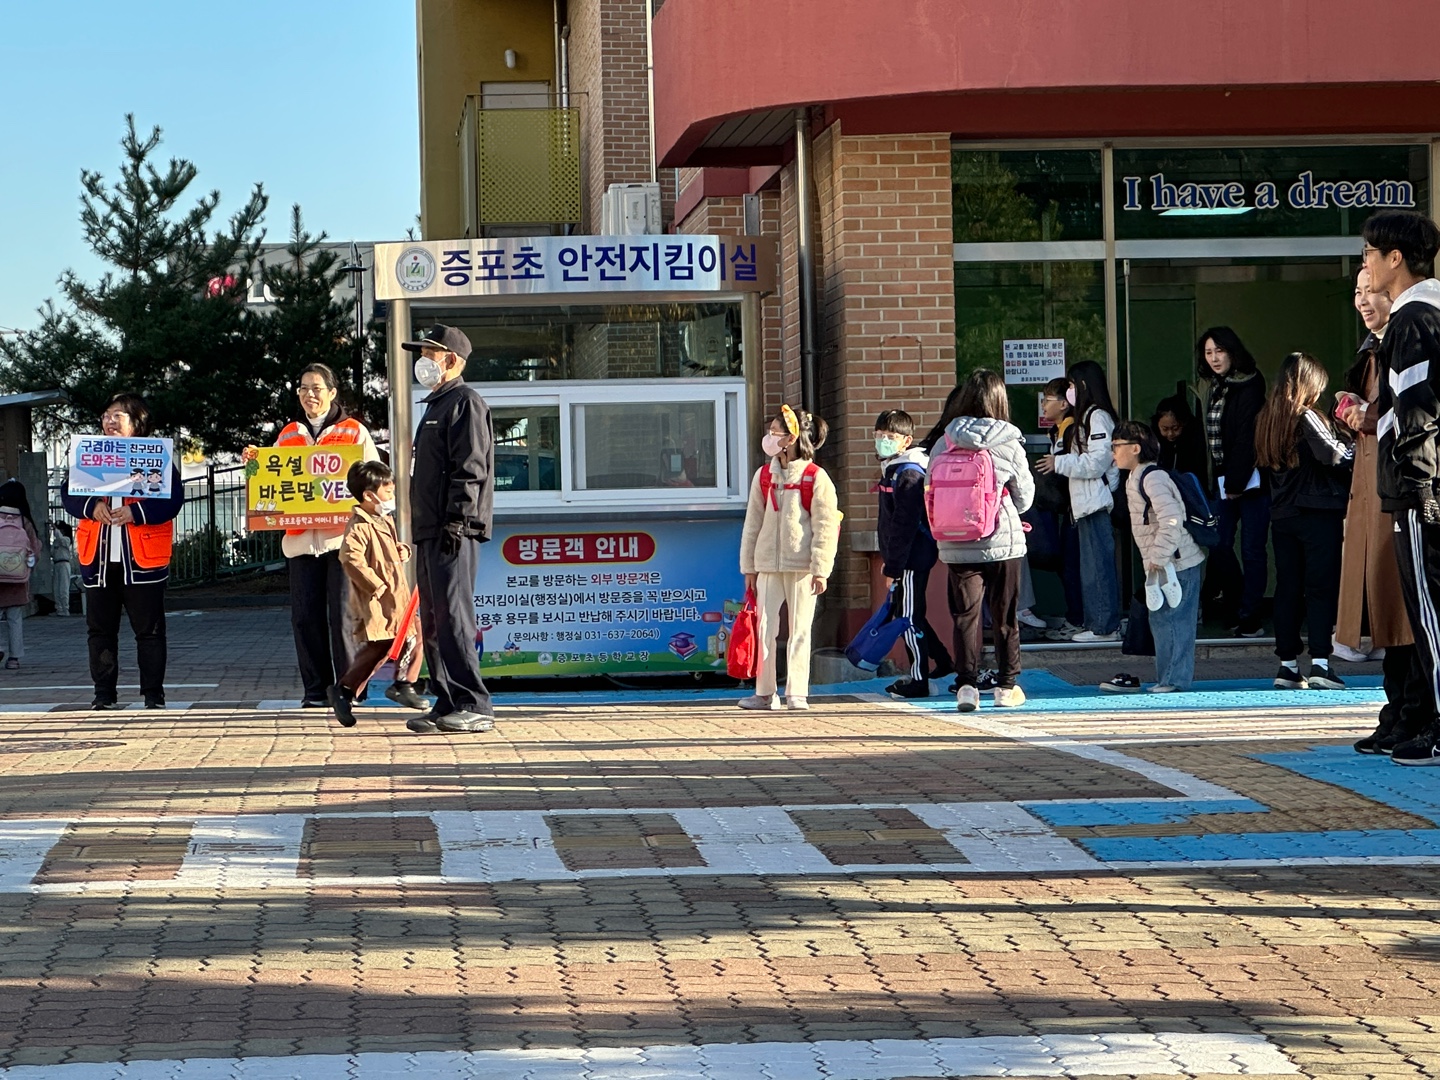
504, 48, 518, 69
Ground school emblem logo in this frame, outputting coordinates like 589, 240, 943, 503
395, 247, 437, 293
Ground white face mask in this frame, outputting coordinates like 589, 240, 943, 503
414, 357, 445, 388
761, 432, 788, 458
377, 498, 396, 516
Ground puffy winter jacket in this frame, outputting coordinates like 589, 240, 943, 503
1051, 406, 1119, 519
1127, 466, 1206, 574
928, 416, 1034, 564
739, 457, 842, 578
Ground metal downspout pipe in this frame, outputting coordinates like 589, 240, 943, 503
387, 297, 414, 547
794, 108, 819, 416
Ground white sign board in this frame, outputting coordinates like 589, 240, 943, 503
1002, 338, 1066, 385
67, 436, 175, 499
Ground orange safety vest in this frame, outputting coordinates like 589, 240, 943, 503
76, 505, 174, 570
275, 416, 366, 537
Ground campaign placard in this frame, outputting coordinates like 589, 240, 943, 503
67, 436, 174, 498
245, 445, 365, 531
1002, 338, 1067, 385
473, 518, 745, 676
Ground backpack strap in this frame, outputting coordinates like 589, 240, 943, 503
761, 462, 820, 513
759, 466, 776, 510
1138, 464, 1160, 526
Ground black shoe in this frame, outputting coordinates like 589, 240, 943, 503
886, 678, 931, 700
327, 685, 357, 728
1273, 666, 1308, 690
1391, 730, 1440, 766
90, 696, 118, 711
385, 680, 428, 710
1235, 620, 1265, 638
435, 710, 495, 733
406, 712, 442, 734
975, 669, 1000, 694
1307, 666, 1346, 691
143, 695, 166, 710
301, 698, 328, 708
928, 660, 954, 682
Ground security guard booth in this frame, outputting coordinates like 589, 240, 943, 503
377, 234, 777, 679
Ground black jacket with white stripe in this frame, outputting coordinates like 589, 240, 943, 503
1266, 409, 1353, 519
1377, 278, 1440, 513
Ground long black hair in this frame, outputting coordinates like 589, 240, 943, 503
920, 384, 966, 452
1194, 326, 1258, 382
0, 479, 36, 529
1064, 360, 1115, 451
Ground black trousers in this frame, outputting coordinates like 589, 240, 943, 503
289, 551, 350, 702
87, 574, 166, 701
1381, 643, 1435, 739
895, 565, 951, 681
1392, 509, 1440, 722
416, 536, 490, 715
1270, 511, 1344, 662
947, 558, 1022, 690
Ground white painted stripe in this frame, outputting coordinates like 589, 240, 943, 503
1377, 408, 1396, 440
1389, 359, 1431, 395
0, 820, 70, 892
0, 1032, 1299, 1078
671, 806, 836, 876
433, 809, 569, 882
170, 814, 308, 890
910, 802, 1101, 872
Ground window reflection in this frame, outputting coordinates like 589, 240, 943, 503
492, 406, 560, 492
575, 401, 717, 490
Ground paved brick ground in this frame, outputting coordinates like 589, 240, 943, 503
0, 607, 1435, 1078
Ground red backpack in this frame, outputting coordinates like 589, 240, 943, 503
758, 462, 820, 512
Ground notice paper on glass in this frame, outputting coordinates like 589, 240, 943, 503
1216, 468, 1261, 499
67, 435, 174, 499
1003, 338, 1066, 385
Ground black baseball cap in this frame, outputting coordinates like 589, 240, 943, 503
400, 323, 472, 360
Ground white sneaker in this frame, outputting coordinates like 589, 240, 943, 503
1017, 608, 1047, 630
737, 694, 778, 710
786, 696, 809, 711
1147, 683, 1179, 694
1331, 641, 1369, 664
956, 685, 980, 712
993, 685, 1026, 708
1070, 629, 1121, 644
1045, 622, 1084, 641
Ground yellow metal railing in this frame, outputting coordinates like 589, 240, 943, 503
459, 98, 582, 229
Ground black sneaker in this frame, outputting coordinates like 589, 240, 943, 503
143, 695, 166, 710
406, 713, 442, 734
385, 680, 429, 710
301, 698, 328, 709
90, 697, 118, 711
1236, 620, 1266, 638
975, 669, 1000, 695
886, 678, 931, 700
327, 685, 357, 728
928, 660, 955, 682
1307, 667, 1346, 691
435, 710, 495, 733
1391, 731, 1440, 766
1273, 666, 1308, 690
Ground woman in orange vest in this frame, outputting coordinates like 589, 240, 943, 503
249, 364, 379, 707
61, 394, 185, 710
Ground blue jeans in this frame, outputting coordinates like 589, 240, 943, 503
1209, 492, 1270, 625
1150, 563, 1203, 689
1075, 509, 1120, 634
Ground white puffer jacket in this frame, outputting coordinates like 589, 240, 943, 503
1052, 406, 1119, 520
739, 458, 842, 578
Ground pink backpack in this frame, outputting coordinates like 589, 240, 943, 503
925, 434, 1003, 542
0, 515, 29, 584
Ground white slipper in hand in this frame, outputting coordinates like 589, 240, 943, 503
1161, 562, 1183, 608
1145, 568, 1164, 612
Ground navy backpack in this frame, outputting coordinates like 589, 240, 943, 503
1138, 465, 1220, 549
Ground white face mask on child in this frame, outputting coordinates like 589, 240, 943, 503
377, 498, 396, 516
761, 433, 785, 458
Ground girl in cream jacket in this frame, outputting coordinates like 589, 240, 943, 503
738, 406, 842, 712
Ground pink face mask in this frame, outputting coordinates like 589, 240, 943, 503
1065, 385, 1077, 406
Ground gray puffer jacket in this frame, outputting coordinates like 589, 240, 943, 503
928, 416, 1035, 564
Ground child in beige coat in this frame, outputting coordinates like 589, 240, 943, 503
738, 406, 842, 710
329, 461, 426, 727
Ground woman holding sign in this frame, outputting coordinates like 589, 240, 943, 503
247, 364, 379, 708
61, 393, 184, 709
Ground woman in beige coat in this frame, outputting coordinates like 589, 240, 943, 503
1337, 269, 1429, 753
328, 462, 426, 727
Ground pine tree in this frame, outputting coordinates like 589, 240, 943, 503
0, 116, 270, 451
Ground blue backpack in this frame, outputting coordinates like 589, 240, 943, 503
1138, 465, 1220, 549
844, 587, 912, 671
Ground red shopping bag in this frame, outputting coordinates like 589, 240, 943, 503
726, 588, 758, 680
388, 590, 421, 662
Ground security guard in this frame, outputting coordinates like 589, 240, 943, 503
402, 324, 495, 734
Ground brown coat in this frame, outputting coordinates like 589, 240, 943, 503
338, 506, 413, 643
1336, 354, 1413, 649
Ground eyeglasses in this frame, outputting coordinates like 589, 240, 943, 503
101, 411, 130, 424
1111, 440, 1137, 448
1361, 244, 1381, 258
297, 384, 330, 396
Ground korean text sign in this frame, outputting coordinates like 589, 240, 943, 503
1002, 339, 1066, 385
68, 436, 174, 499
245, 445, 365, 531
474, 519, 745, 676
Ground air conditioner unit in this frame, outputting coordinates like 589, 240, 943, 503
602, 182, 661, 235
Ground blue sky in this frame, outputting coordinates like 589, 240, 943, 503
0, 0, 419, 332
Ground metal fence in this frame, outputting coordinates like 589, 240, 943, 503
49, 464, 284, 586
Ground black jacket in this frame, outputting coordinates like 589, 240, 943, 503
877, 449, 937, 577
1205, 370, 1267, 498
410, 378, 495, 541
1376, 280, 1440, 512
1265, 409, 1353, 520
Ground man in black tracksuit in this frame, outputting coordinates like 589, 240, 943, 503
403, 324, 496, 734
1365, 210, 1440, 766
875, 409, 952, 699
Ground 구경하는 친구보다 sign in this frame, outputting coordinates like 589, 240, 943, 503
67, 436, 174, 498
245, 445, 365, 530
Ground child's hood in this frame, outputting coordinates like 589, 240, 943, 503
943, 416, 1022, 452
880, 446, 929, 477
